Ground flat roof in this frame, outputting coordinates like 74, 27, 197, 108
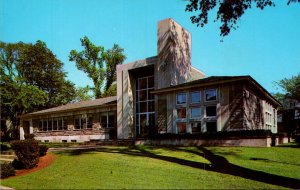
20, 96, 117, 118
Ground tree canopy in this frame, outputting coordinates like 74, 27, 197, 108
275, 73, 300, 103
0, 41, 76, 139
69, 36, 126, 98
185, 0, 299, 37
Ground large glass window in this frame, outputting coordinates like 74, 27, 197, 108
136, 75, 155, 137
205, 89, 217, 101
52, 118, 58, 131
190, 107, 201, 118
177, 93, 187, 104
190, 91, 201, 103
206, 106, 217, 117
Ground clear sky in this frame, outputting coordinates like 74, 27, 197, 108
1, 0, 300, 93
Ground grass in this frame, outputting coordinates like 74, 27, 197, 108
1, 146, 300, 189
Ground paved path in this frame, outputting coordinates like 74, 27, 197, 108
0, 185, 14, 190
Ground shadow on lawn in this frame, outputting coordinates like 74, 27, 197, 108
55, 146, 300, 189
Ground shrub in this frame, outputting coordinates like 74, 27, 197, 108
24, 134, 35, 139
11, 139, 40, 169
0, 162, 16, 178
0, 142, 11, 151
39, 145, 48, 157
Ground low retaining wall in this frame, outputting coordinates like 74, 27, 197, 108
35, 134, 108, 143
135, 137, 273, 147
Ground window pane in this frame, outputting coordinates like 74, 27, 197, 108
63, 117, 68, 130
53, 118, 58, 131
87, 115, 93, 129
205, 89, 217, 101
138, 90, 147, 101
191, 107, 201, 118
58, 119, 63, 130
148, 76, 154, 88
191, 91, 200, 103
38, 120, 43, 131
177, 123, 186, 134
177, 93, 186, 104
191, 122, 201, 133
107, 112, 115, 128
177, 108, 186, 119
43, 120, 48, 131
74, 116, 81, 129
148, 89, 154, 100
140, 101, 147, 113
48, 119, 52, 131
206, 106, 217, 117
101, 113, 107, 128
206, 122, 217, 132
138, 78, 147, 89
148, 101, 155, 112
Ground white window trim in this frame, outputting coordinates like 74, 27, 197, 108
204, 89, 217, 102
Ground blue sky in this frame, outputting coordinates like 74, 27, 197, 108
1, 0, 300, 93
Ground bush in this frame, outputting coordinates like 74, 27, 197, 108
0, 142, 11, 151
39, 145, 48, 157
24, 134, 35, 139
0, 162, 16, 178
11, 139, 40, 169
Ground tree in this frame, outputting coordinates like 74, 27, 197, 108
275, 73, 300, 102
0, 41, 75, 139
73, 85, 94, 102
69, 36, 126, 98
17, 40, 76, 108
185, 0, 299, 37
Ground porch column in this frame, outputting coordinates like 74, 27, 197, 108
29, 119, 33, 134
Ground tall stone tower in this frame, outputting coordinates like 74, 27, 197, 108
155, 18, 192, 89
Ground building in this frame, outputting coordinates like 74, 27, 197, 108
19, 18, 280, 144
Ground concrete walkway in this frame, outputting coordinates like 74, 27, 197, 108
0, 185, 14, 190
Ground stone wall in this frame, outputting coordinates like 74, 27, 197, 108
156, 18, 192, 89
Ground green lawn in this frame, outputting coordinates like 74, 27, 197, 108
1, 146, 300, 189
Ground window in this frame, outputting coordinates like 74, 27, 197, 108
42, 120, 48, 131
206, 106, 217, 117
52, 118, 58, 131
74, 115, 86, 129
190, 107, 201, 118
177, 108, 186, 119
177, 93, 187, 104
63, 117, 68, 130
107, 112, 115, 128
191, 122, 201, 133
206, 122, 217, 133
101, 112, 116, 128
177, 123, 186, 134
87, 114, 93, 129
205, 89, 217, 101
190, 91, 201, 103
